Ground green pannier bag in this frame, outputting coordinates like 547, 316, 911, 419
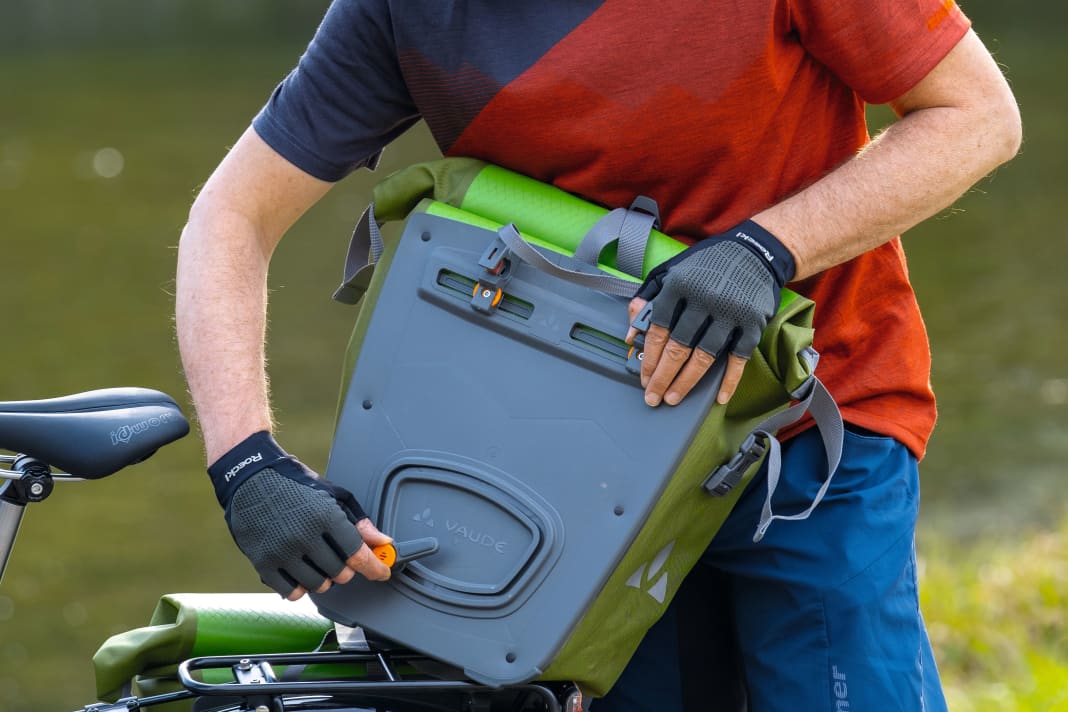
92, 159, 844, 705
315, 158, 843, 697
92, 593, 334, 708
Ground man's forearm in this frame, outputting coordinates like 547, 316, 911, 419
756, 102, 1019, 280
175, 127, 335, 464
176, 207, 274, 464
756, 31, 1022, 280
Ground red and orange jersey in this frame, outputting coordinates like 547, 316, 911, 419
254, 0, 971, 458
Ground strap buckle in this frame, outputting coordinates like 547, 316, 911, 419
702, 432, 768, 497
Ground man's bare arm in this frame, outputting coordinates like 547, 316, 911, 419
176, 127, 392, 599
176, 127, 333, 463
758, 29, 1022, 279
637, 29, 1021, 407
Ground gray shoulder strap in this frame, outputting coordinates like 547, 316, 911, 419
750, 375, 843, 542
497, 224, 640, 298
701, 348, 844, 542
333, 203, 383, 305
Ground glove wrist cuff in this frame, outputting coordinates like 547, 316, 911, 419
712, 220, 796, 286
207, 430, 288, 507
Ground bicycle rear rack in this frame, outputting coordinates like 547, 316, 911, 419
78, 648, 582, 711
173, 650, 582, 712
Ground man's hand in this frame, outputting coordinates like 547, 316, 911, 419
625, 221, 795, 408
209, 431, 392, 600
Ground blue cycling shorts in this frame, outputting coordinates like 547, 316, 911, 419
593, 426, 947, 712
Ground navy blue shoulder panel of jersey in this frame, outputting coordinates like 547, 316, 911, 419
388, 1, 603, 151
253, 0, 417, 181
253, 0, 604, 181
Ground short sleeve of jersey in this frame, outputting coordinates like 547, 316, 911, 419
788, 0, 971, 105
252, 0, 419, 181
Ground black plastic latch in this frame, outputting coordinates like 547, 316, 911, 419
702, 433, 768, 497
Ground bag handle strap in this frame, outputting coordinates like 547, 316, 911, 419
496, 224, 640, 298
572, 196, 660, 279
332, 203, 383, 305
332, 203, 650, 304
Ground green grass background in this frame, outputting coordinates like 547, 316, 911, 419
0, 1, 1065, 710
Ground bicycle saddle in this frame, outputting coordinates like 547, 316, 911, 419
0, 388, 189, 478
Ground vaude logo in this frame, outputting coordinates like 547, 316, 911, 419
413, 507, 436, 528
412, 508, 508, 555
446, 520, 508, 554
735, 230, 775, 263
110, 412, 173, 446
225, 453, 263, 482
625, 541, 675, 604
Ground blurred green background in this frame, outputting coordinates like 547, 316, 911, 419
0, 2, 1064, 710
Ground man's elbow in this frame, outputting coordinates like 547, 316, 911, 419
180, 185, 266, 258
986, 86, 1023, 168
184, 183, 227, 239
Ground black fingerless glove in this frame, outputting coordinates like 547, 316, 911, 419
634, 220, 796, 359
208, 431, 368, 596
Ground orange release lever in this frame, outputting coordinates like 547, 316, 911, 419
372, 543, 397, 568
371, 538, 438, 570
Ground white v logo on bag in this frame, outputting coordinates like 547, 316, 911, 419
412, 507, 435, 528
625, 541, 675, 604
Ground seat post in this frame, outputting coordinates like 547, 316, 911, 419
0, 494, 27, 587
0, 456, 54, 586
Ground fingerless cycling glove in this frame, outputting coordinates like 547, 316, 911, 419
208, 431, 368, 596
634, 220, 796, 359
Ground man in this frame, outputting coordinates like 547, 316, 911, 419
176, 1, 1020, 709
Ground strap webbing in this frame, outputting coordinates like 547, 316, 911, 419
497, 224, 640, 298
332, 202, 651, 304
572, 196, 659, 278
749, 377, 843, 542
332, 203, 383, 305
